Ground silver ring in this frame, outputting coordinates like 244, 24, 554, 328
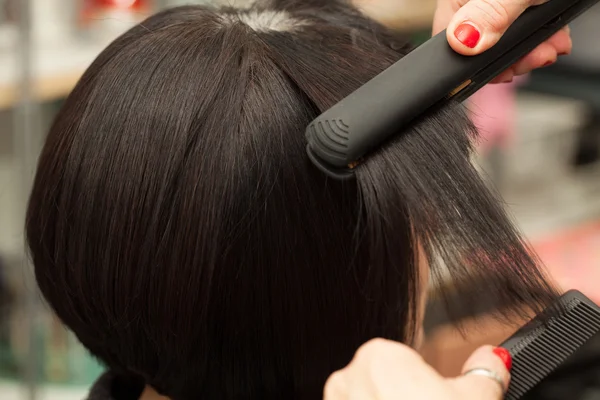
463, 368, 506, 393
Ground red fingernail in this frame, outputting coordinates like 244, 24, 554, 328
543, 61, 555, 67
454, 23, 481, 48
493, 347, 512, 371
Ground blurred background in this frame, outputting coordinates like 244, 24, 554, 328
0, 0, 599, 399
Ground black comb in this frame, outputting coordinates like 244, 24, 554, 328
501, 290, 600, 399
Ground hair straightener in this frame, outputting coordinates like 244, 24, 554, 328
305, 0, 600, 180
500, 290, 600, 399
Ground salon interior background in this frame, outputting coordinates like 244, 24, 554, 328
1, 0, 600, 399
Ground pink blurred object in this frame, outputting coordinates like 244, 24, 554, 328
469, 76, 528, 154
533, 221, 600, 305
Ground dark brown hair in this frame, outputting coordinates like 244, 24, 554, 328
26, 1, 557, 398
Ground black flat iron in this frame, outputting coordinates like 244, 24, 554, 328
305, 0, 600, 179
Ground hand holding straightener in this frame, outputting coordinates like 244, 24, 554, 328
433, 0, 573, 82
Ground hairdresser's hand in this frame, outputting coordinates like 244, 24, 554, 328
433, 0, 573, 83
324, 339, 512, 400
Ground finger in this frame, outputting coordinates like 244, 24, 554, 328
520, 27, 572, 65
447, 0, 548, 55
448, 345, 511, 400
327, 339, 411, 399
323, 370, 349, 399
491, 25, 571, 81
353, 338, 419, 364
490, 67, 515, 83
547, 26, 573, 56
512, 41, 558, 75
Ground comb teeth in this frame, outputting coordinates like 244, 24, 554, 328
504, 297, 600, 400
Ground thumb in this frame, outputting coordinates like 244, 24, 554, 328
447, 0, 547, 55
448, 345, 512, 399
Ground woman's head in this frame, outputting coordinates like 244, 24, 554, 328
26, 1, 557, 398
